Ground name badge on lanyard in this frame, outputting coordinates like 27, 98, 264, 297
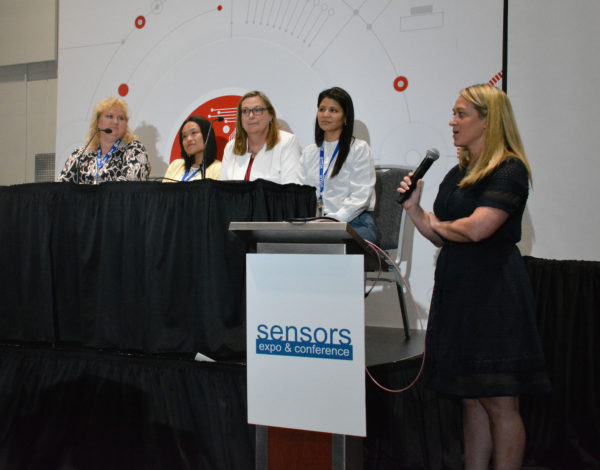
319, 142, 340, 205
182, 166, 201, 182
96, 139, 122, 172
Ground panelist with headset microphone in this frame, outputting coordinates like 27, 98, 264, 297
58, 96, 150, 184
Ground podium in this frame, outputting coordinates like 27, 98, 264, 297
229, 220, 373, 255
230, 221, 372, 470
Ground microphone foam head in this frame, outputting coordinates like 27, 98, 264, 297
426, 148, 440, 160
101, 128, 113, 134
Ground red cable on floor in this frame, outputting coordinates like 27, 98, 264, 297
363, 239, 428, 393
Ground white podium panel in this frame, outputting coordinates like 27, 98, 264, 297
247, 253, 366, 437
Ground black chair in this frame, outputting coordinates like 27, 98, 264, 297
369, 165, 413, 338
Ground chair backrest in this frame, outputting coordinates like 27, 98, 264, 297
372, 166, 412, 251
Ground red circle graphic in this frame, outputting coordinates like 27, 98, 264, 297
393, 76, 408, 92
135, 16, 146, 29
118, 83, 129, 96
170, 95, 242, 162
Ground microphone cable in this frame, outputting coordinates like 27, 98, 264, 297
147, 176, 179, 182
363, 238, 428, 394
286, 216, 341, 223
74, 128, 112, 184
232, 216, 428, 392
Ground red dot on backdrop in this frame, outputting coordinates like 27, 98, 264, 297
135, 15, 146, 29
118, 84, 129, 96
170, 95, 242, 163
393, 76, 408, 92
218, 5, 223, 11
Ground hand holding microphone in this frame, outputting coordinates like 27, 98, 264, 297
397, 148, 440, 205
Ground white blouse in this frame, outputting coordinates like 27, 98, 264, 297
298, 138, 376, 222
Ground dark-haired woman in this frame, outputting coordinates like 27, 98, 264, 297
163, 115, 221, 182
298, 87, 377, 242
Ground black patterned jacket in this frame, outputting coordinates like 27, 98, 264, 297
58, 140, 150, 184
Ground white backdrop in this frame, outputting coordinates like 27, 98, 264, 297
508, 0, 600, 263
55, 0, 504, 324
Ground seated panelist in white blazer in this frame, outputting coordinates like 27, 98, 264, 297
298, 86, 377, 243
220, 90, 301, 184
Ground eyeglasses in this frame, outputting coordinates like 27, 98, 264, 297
241, 107, 268, 116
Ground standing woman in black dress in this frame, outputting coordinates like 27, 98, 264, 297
398, 84, 550, 470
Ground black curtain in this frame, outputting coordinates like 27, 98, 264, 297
0, 346, 252, 470
365, 358, 463, 470
521, 257, 600, 469
365, 257, 600, 470
0, 180, 316, 358
0, 179, 316, 470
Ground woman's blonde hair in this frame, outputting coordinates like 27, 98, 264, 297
84, 96, 137, 149
232, 91, 280, 155
457, 84, 531, 187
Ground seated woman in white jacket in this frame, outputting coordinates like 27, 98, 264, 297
298, 87, 377, 242
220, 90, 301, 184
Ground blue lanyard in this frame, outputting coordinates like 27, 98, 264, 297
181, 166, 202, 182
96, 139, 121, 170
319, 142, 339, 200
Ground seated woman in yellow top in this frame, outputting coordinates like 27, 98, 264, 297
164, 115, 221, 182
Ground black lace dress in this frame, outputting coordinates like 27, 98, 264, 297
424, 158, 551, 398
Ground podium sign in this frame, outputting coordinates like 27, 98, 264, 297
247, 253, 366, 437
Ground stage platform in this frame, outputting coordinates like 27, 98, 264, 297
365, 326, 425, 367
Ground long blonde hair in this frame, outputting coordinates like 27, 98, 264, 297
232, 91, 280, 156
457, 84, 532, 187
84, 96, 137, 149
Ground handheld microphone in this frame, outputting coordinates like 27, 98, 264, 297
398, 148, 440, 203
201, 116, 224, 178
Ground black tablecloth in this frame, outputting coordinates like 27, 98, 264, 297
0, 179, 316, 357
